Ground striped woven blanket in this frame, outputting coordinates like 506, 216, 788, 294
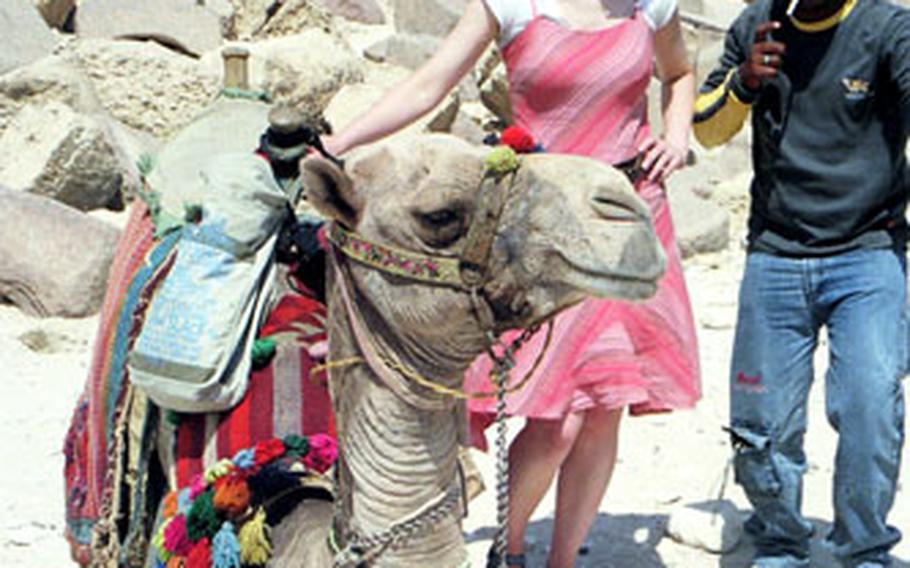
63, 202, 333, 567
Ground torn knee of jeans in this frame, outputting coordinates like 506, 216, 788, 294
724, 422, 771, 451
727, 423, 782, 496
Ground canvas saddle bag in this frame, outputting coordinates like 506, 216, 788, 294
128, 152, 290, 412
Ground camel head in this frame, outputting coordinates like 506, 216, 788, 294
303, 135, 665, 370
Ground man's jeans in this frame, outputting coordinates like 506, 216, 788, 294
730, 249, 906, 567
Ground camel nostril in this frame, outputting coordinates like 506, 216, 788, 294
591, 196, 639, 222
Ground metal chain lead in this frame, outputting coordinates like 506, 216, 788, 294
492, 366, 510, 568
333, 481, 463, 568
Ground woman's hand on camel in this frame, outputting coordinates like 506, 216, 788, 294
639, 136, 687, 184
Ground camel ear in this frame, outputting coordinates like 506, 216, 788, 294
302, 155, 363, 228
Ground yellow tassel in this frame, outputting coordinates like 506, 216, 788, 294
204, 458, 234, 484
237, 507, 272, 566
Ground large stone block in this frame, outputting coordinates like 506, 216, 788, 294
314, 0, 385, 25
667, 182, 730, 258
0, 55, 101, 136
0, 103, 139, 211
393, 0, 468, 37
0, 186, 121, 317
72, 38, 221, 138
364, 33, 442, 70
0, 0, 56, 75
75, 0, 225, 57
254, 0, 334, 38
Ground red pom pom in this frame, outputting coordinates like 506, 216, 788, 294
186, 537, 212, 568
302, 433, 338, 474
253, 439, 285, 467
500, 126, 537, 153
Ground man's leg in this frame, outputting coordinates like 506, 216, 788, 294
821, 248, 906, 567
729, 252, 818, 566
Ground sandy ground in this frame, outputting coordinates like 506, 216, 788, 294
0, 233, 907, 568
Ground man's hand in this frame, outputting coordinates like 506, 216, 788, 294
739, 21, 786, 91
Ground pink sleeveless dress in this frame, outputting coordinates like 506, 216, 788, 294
464, 0, 701, 447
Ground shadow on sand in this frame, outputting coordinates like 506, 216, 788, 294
466, 512, 910, 568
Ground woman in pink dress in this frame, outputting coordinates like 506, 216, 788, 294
324, 1, 699, 566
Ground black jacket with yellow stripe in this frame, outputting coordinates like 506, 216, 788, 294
694, 0, 910, 256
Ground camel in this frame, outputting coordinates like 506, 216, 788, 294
266, 134, 667, 567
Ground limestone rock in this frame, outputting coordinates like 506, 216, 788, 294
227, 0, 273, 38
75, 0, 224, 57
72, 38, 220, 138
0, 186, 121, 317
449, 109, 487, 145
479, 62, 512, 125
314, 0, 385, 24
666, 500, 744, 554
0, 103, 139, 211
393, 0, 468, 37
667, 182, 730, 258
324, 77, 458, 138
364, 33, 441, 70
33, 0, 75, 29
255, 0, 334, 38
0, 55, 101, 137
200, 32, 363, 111
0, 0, 56, 75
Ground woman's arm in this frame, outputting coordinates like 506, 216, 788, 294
324, 0, 498, 156
640, 11, 695, 183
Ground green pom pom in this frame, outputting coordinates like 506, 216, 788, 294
187, 490, 222, 542
251, 337, 277, 371
282, 434, 310, 459
484, 147, 520, 177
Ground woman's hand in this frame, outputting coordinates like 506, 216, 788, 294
639, 136, 687, 184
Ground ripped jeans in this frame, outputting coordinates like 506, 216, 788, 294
730, 249, 906, 567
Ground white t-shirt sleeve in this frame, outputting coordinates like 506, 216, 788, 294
640, 0, 678, 30
482, 0, 536, 47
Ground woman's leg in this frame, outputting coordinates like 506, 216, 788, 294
547, 407, 623, 568
506, 412, 587, 560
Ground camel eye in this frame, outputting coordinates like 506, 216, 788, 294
413, 208, 465, 248
421, 209, 459, 227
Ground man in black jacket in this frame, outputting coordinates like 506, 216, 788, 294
695, 0, 909, 566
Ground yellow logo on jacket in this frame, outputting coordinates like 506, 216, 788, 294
841, 77, 871, 99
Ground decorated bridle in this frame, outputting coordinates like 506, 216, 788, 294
323, 146, 538, 568
326, 146, 521, 297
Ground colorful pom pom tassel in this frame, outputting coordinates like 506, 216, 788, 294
205, 458, 234, 484
238, 507, 272, 566
282, 434, 309, 459
232, 448, 255, 470
213, 476, 251, 518
186, 537, 213, 568
212, 522, 242, 568
153, 523, 173, 563
187, 490, 222, 542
